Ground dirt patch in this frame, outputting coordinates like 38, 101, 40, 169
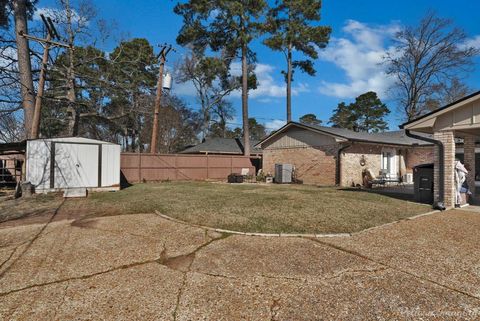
70, 218, 99, 229
160, 253, 195, 273
0, 196, 123, 229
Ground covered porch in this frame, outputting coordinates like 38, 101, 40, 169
401, 91, 480, 209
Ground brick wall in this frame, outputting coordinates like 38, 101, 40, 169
433, 131, 455, 208
405, 146, 434, 172
341, 144, 383, 187
262, 145, 338, 185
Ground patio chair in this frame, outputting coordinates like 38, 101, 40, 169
363, 169, 400, 188
362, 169, 380, 188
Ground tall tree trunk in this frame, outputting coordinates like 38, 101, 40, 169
202, 101, 209, 140
65, 0, 77, 136
13, 0, 35, 139
286, 42, 293, 123
241, 43, 250, 156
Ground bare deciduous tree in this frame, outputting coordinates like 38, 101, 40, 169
0, 112, 23, 142
385, 12, 479, 121
175, 50, 240, 139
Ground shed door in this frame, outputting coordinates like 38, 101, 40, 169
53, 143, 99, 188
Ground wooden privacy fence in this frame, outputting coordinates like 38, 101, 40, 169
121, 153, 259, 183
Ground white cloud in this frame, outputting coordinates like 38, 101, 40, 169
318, 20, 400, 99
230, 62, 310, 99
265, 119, 286, 131
175, 62, 309, 100
0, 47, 17, 69
34, 7, 86, 25
461, 35, 480, 50
257, 98, 274, 103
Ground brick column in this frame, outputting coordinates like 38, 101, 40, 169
464, 135, 476, 196
433, 131, 455, 208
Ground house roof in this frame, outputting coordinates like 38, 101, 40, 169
180, 137, 262, 155
400, 90, 480, 130
256, 122, 433, 147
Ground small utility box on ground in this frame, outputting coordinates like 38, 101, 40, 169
413, 163, 434, 204
227, 174, 244, 183
275, 164, 293, 184
26, 137, 121, 194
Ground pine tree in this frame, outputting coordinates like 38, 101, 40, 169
299, 113, 322, 126
174, 0, 267, 155
329, 92, 389, 133
353, 91, 390, 133
264, 0, 331, 122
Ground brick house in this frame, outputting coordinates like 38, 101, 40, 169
401, 90, 480, 208
256, 122, 434, 186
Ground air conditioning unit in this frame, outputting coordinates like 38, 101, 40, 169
275, 164, 293, 184
403, 173, 413, 184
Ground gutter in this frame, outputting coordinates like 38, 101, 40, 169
336, 143, 352, 186
404, 130, 445, 210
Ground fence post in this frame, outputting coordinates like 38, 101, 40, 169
175, 154, 178, 180
138, 152, 141, 183
206, 154, 209, 179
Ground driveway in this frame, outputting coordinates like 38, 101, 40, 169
0, 207, 479, 320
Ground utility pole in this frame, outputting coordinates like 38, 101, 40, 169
20, 14, 70, 139
150, 44, 174, 154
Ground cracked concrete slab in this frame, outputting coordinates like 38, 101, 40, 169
0, 214, 207, 294
0, 263, 183, 321
0, 209, 479, 320
323, 210, 480, 299
191, 235, 381, 279
177, 269, 480, 321
0, 223, 44, 249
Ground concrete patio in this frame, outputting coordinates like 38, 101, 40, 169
0, 207, 479, 320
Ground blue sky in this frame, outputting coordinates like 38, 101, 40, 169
37, 0, 480, 131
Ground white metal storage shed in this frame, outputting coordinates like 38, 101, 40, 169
26, 137, 120, 193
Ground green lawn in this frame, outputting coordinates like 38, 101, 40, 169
1, 182, 430, 233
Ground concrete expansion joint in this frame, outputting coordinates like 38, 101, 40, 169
153, 209, 441, 239
154, 210, 352, 238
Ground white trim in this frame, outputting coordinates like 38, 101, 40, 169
403, 92, 480, 130
381, 147, 397, 178
256, 122, 348, 148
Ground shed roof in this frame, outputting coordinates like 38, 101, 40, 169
0, 140, 26, 155
257, 122, 433, 147
180, 137, 262, 155
28, 137, 119, 145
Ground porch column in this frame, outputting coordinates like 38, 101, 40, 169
464, 135, 476, 196
433, 130, 455, 208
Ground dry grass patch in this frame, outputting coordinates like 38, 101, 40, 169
0, 193, 61, 223
81, 182, 429, 233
